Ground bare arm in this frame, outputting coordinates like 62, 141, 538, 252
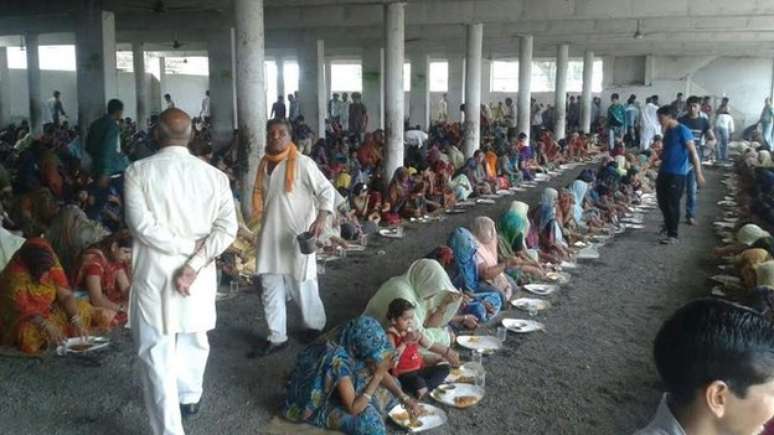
84, 275, 122, 312
685, 140, 705, 187
336, 375, 383, 416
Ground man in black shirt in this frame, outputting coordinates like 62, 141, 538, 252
678, 96, 716, 226
271, 96, 287, 120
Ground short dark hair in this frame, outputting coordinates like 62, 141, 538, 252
677, 92, 683, 97
107, 99, 124, 115
686, 96, 701, 106
267, 118, 291, 133
611, 93, 619, 100
387, 298, 415, 321
654, 299, 774, 408
164, 93, 172, 99
657, 105, 677, 119
518, 132, 527, 140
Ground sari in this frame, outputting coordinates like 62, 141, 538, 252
499, 154, 522, 187
386, 168, 411, 218
738, 249, 772, 289
74, 248, 130, 306
471, 216, 514, 302
447, 145, 465, 170
755, 261, 774, 289
568, 180, 589, 225
484, 151, 498, 178
364, 259, 462, 347
45, 205, 110, 278
498, 201, 530, 260
0, 238, 112, 353
284, 316, 396, 435
448, 174, 473, 201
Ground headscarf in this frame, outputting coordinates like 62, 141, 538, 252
569, 180, 588, 224
537, 188, 559, 231
45, 205, 109, 278
755, 261, 774, 289
448, 227, 480, 291
335, 316, 393, 363
759, 151, 773, 168
251, 142, 300, 224
499, 201, 530, 249
484, 151, 498, 178
472, 216, 498, 262
737, 224, 771, 246
614, 155, 627, 176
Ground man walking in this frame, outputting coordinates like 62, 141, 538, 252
656, 105, 704, 245
607, 93, 625, 150
679, 96, 715, 225
639, 95, 660, 151
251, 119, 335, 357
125, 108, 237, 435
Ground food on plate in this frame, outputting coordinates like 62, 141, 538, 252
454, 396, 480, 407
456, 376, 475, 384
70, 344, 92, 352
466, 336, 480, 343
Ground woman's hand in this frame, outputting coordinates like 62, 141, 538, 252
462, 315, 478, 330
444, 349, 461, 367
375, 356, 393, 377
43, 321, 67, 346
404, 397, 422, 416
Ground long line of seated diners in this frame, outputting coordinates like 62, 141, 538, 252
3, 94, 774, 435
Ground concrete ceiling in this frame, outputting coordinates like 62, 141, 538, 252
1, 0, 773, 56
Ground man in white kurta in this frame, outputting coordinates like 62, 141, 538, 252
253, 120, 335, 356
640, 96, 661, 151
125, 108, 237, 435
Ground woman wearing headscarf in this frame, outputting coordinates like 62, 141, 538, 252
365, 259, 463, 348
446, 228, 503, 322
471, 216, 523, 303
384, 167, 411, 222
714, 223, 772, 257
532, 188, 572, 262
463, 151, 495, 195
737, 249, 772, 289
499, 148, 523, 188
283, 316, 420, 435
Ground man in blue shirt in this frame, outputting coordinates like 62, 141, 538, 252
679, 96, 716, 225
656, 105, 704, 244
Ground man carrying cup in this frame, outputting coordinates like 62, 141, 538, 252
250, 119, 335, 357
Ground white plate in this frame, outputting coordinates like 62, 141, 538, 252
501, 318, 545, 333
456, 335, 502, 352
345, 245, 366, 252
711, 286, 727, 297
545, 271, 571, 284
430, 383, 485, 409
379, 228, 404, 239
476, 199, 496, 204
724, 217, 739, 224
624, 223, 645, 229
456, 201, 476, 207
577, 246, 600, 259
523, 283, 558, 295
445, 363, 482, 384
713, 221, 735, 228
389, 403, 447, 433
573, 241, 589, 248
621, 218, 644, 224
710, 274, 741, 286
510, 297, 551, 312
481, 194, 500, 200
58, 336, 110, 355
559, 261, 577, 269
509, 187, 526, 192
445, 208, 466, 214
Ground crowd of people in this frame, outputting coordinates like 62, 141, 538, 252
3, 83, 774, 435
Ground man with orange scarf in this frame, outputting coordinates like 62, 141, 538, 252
250, 119, 335, 357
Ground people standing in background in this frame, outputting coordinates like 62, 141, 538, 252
760, 97, 774, 150
567, 95, 580, 132
199, 90, 210, 121
607, 93, 625, 151
716, 96, 729, 116
542, 104, 555, 133
271, 96, 287, 120
86, 99, 129, 185
47, 91, 67, 126
504, 97, 516, 139
639, 95, 660, 151
437, 93, 449, 124
590, 97, 602, 133
624, 94, 640, 147
530, 99, 543, 140
700, 96, 713, 119
328, 93, 341, 122
670, 92, 686, 116
714, 107, 734, 162
164, 94, 175, 110
678, 96, 715, 226
348, 92, 368, 140
288, 92, 301, 123
337, 93, 350, 131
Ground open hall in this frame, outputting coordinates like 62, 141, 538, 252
2, 1, 774, 434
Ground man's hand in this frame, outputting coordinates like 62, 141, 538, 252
696, 171, 706, 188
308, 212, 329, 238
175, 264, 198, 296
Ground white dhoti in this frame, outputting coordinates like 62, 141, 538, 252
640, 126, 658, 151
261, 273, 326, 343
132, 306, 210, 435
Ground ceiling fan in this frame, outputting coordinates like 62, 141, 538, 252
633, 19, 645, 40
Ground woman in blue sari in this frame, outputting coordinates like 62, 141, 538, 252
284, 316, 420, 435
447, 227, 503, 321
532, 188, 572, 262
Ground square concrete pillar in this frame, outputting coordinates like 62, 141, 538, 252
447, 55, 464, 123
299, 38, 326, 137
0, 47, 10, 127
409, 53, 429, 130
207, 28, 236, 148
362, 47, 384, 131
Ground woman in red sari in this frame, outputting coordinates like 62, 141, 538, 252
0, 238, 113, 353
73, 231, 132, 325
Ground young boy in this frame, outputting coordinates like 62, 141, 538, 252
635, 299, 774, 435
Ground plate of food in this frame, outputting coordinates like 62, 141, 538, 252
388, 403, 447, 433
456, 201, 476, 208
476, 199, 496, 205
455, 335, 502, 352
573, 241, 589, 248
501, 318, 545, 333
57, 336, 110, 355
624, 223, 645, 229
713, 221, 735, 229
481, 194, 500, 200
523, 283, 558, 296
510, 297, 552, 312
577, 246, 601, 260
446, 208, 466, 214
559, 260, 578, 269
545, 271, 571, 284
379, 228, 404, 239
445, 363, 482, 384
431, 383, 485, 409
344, 244, 367, 252
709, 274, 742, 286
723, 217, 739, 224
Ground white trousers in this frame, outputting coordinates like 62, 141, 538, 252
132, 311, 210, 435
261, 274, 326, 343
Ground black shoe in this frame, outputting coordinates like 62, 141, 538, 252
180, 402, 200, 418
299, 329, 322, 344
247, 340, 288, 358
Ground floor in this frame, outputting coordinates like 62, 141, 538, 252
0, 164, 725, 435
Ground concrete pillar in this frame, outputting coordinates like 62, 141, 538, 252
554, 43, 569, 139
132, 41, 147, 129
75, 10, 117, 143
159, 56, 166, 103
325, 61, 332, 109
580, 50, 594, 134
644, 55, 655, 86
277, 56, 285, 100
207, 28, 236, 148
0, 47, 9, 127
517, 35, 533, 139
447, 55, 464, 123
480, 58, 491, 106
362, 47, 383, 131
409, 53, 429, 129
25, 34, 42, 134
463, 23, 483, 158
299, 39, 326, 137
234, 0, 267, 217
383, 2, 405, 183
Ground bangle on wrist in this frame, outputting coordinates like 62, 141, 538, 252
362, 392, 372, 401
69, 314, 82, 325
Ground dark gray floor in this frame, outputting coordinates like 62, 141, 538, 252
0, 165, 724, 435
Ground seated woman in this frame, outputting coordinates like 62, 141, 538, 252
73, 231, 132, 324
365, 259, 462, 348
557, 189, 586, 244
0, 238, 113, 354
470, 216, 521, 303
714, 223, 772, 257
350, 183, 381, 229
385, 298, 459, 399
385, 167, 413, 221
498, 201, 544, 272
447, 227, 504, 321
737, 248, 772, 289
499, 148, 523, 188
462, 151, 495, 195
530, 188, 573, 263
423, 165, 456, 210
283, 316, 421, 435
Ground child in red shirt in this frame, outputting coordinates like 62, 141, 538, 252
386, 298, 460, 399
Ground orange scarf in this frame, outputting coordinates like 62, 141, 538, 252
251, 143, 299, 224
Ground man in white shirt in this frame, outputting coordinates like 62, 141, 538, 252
405, 125, 428, 148
338, 93, 350, 131
164, 93, 176, 109
639, 95, 661, 151
250, 119, 335, 357
125, 108, 237, 435
634, 299, 774, 435
199, 90, 210, 120
437, 93, 449, 123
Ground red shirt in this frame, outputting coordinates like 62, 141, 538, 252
388, 329, 423, 376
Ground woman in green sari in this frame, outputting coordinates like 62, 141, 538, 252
498, 201, 545, 278
364, 259, 462, 348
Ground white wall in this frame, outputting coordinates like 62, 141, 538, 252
163, 73, 209, 117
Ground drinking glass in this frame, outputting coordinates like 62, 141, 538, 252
496, 326, 507, 344
359, 233, 368, 247
470, 349, 484, 365
474, 369, 486, 390
527, 305, 538, 317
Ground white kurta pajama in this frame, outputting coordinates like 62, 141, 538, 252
255, 154, 335, 344
125, 146, 237, 435
640, 102, 660, 151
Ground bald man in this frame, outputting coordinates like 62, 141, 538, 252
125, 108, 237, 435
